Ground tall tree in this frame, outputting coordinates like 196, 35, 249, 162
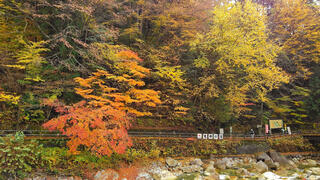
43, 48, 161, 156
269, 0, 320, 78
191, 0, 289, 117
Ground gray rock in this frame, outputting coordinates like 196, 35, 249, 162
309, 175, 320, 180
32, 177, 46, 180
136, 172, 153, 180
261, 172, 281, 180
288, 160, 297, 168
58, 178, 74, 180
255, 161, 268, 173
172, 170, 183, 177
205, 163, 216, 174
305, 170, 313, 176
194, 174, 204, 180
165, 157, 179, 168
224, 158, 234, 168
237, 168, 250, 176
236, 144, 270, 154
268, 150, 289, 166
154, 170, 176, 180
215, 159, 226, 170
310, 167, 320, 175
181, 165, 203, 173
256, 152, 272, 162
306, 159, 318, 166
190, 158, 203, 166
218, 175, 230, 180
94, 170, 119, 180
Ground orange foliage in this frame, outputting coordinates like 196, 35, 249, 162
117, 50, 142, 62
43, 101, 132, 156
43, 54, 161, 156
74, 65, 161, 117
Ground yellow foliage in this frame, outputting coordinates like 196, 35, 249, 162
270, 0, 320, 77
0, 90, 20, 105
192, 0, 289, 113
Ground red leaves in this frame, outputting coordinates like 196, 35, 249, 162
42, 49, 161, 156
43, 101, 132, 156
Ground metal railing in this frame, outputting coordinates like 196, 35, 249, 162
0, 129, 308, 139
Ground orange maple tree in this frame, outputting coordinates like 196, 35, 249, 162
43, 50, 161, 156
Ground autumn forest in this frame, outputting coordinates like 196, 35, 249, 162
1, 0, 320, 167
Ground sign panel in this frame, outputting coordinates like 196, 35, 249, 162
203, 134, 208, 139
197, 133, 202, 139
208, 134, 213, 139
230, 127, 232, 134
269, 120, 283, 129
265, 124, 269, 134
219, 134, 223, 139
220, 128, 224, 134
287, 127, 291, 135
214, 134, 218, 140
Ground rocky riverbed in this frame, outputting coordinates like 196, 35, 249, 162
27, 151, 320, 180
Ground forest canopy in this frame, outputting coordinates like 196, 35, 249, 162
0, 0, 320, 155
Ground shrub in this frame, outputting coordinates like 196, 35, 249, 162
267, 135, 314, 152
0, 132, 41, 178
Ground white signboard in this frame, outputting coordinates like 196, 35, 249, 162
214, 134, 219, 140
287, 127, 291, 135
220, 128, 224, 134
219, 134, 224, 139
208, 134, 213, 139
230, 127, 232, 134
197, 133, 202, 139
203, 134, 208, 139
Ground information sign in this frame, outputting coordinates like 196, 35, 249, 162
287, 127, 291, 135
203, 134, 208, 139
197, 133, 202, 139
265, 124, 269, 134
269, 120, 283, 129
214, 134, 218, 140
208, 134, 213, 139
219, 134, 223, 139
220, 128, 224, 134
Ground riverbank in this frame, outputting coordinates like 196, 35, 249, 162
24, 151, 320, 180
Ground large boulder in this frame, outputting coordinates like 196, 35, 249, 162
256, 152, 276, 170
165, 157, 179, 168
309, 175, 320, 180
255, 161, 268, 173
204, 163, 218, 177
94, 169, 119, 180
136, 172, 153, 180
236, 168, 250, 176
236, 144, 270, 154
260, 172, 281, 180
256, 152, 272, 162
268, 150, 289, 167
205, 163, 215, 172
204, 173, 219, 180
306, 159, 318, 167
148, 163, 176, 180
310, 167, 320, 175
215, 159, 227, 170
215, 158, 233, 169
180, 165, 203, 173
190, 158, 204, 166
